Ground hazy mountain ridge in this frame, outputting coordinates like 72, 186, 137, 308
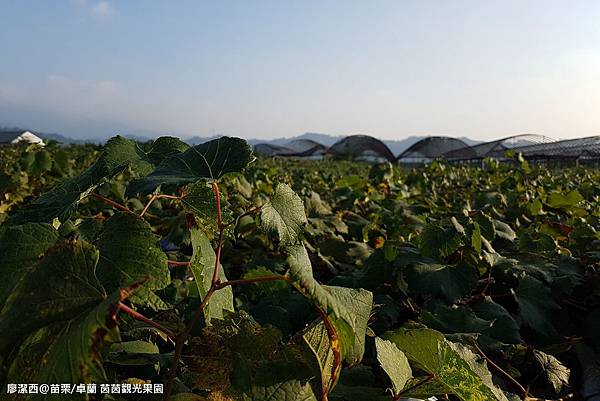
1, 126, 481, 155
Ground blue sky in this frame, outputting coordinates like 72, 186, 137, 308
1, 1, 600, 140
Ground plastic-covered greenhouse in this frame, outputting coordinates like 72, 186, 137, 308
396, 136, 472, 164
327, 135, 396, 162
439, 134, 600, 165
253, 139, 327, 158
441, 134, 555, 161
285, 139, 328, 157
509, 135, 600, 162
253, 143, 295, 157
254, 133, 600, 165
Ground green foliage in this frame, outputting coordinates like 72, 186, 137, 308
533, 350, 570, 393
261, 183, 308, 246
181, 180, 219, 223
375, 337, 412, 397
384, 328, 507, 401
405, 263, 479, 302
189, 228, 234, 324
1, 138, 597, 401
126, 136, 254, 195
7, 136, 150, 224
0, 223, 59, 306
96, 212, 170, 310
514, 275, 561, 335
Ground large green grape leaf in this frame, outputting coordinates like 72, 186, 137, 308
419, 224, 463, 258
404, 263, 478, 302
189, 228, 234, 324
126, 136, 254, 196
513, 275, 560, 335
101, 135, 154, 176
28, 149, 52, 176
470, 297, 521, 344
96, 212, 170, 310
375, 337, 412, 397
420, 303, 491, 334
286, 244, 343, 316
0, 223, 59, 307
449, 342, 510, 401
323, 286, 372, 365
5, 290, 126, 399
546, 190, 584, 209
286, 245, 372, 347
224, 314, 317, 401
7, 136, 153, 224
146, 136, 190, 165
0, 238, 139, 398
261, 183, 308, 246
383, 327, 507, 401
0, 240, 106, 357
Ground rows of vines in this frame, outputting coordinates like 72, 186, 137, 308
0, 136, 599, 401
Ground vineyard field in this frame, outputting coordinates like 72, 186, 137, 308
0, 136, 599, 401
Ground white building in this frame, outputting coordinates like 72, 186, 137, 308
0, 130, 45, 146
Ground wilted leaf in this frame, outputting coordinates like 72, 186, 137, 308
286, 244, 372, 352
533, 350, 570, 393
493, 220, 516, 241
240, 380, 317, 401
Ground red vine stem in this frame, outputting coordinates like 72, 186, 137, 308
91, 193, 133, 213
210, 182, 224, 285
316, 307, 341, 401
470, 339, 528, 397
167, 260, 191, 267
222, 205, 263, 228
117, 301, 176, 339
140, 194, 181, 217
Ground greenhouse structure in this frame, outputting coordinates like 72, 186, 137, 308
253, 133, 600, 165
395, 136, 472, 164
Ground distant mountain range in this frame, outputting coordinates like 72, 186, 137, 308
3, 128, 481, 156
